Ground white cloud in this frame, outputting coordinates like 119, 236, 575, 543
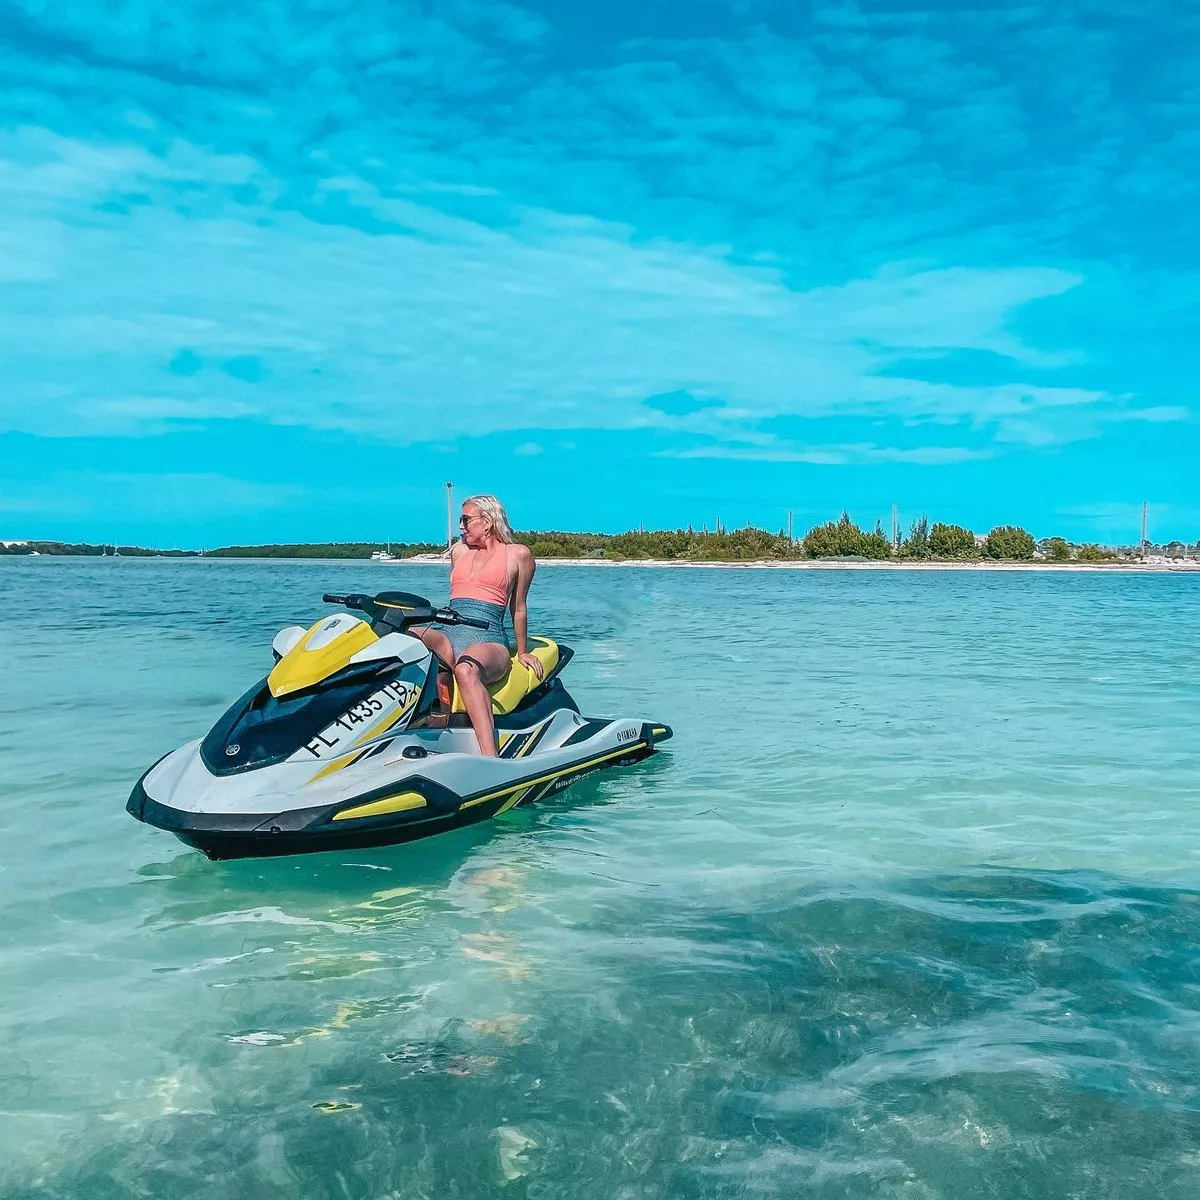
660, 442, 992, 466
1109, 406, 1190, 423
0, 471, 307, 523
0, 128, 1107, 450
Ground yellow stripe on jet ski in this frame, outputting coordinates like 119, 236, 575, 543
513, 720, 551, 759
352, 693, 418, 748
334, 741, 647, 823
495, 785, 533, 816
306, 694, 420, 785
332, 791, 427, 821
460, 743, 645, 811
308, 748, 367, 784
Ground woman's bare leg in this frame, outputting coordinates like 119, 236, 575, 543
452, 643, 512, 756
415, 626, 455, 668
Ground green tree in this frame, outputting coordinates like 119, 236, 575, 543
1076, 543, 1114, 563
899, 516, 931, 559
598, 524, 792, 562
528, 538, 579, 558
1040, 536, 1073, 562
862, 520, 893, 560
929, 523, 977, 558
985, 525, 1036, 560
803, 512, 873, 558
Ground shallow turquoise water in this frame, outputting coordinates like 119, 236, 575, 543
2, 559, 1200, 1198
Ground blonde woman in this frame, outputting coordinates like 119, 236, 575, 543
417, 495, 543, 756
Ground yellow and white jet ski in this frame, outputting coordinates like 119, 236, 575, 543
127, 591, 672, 860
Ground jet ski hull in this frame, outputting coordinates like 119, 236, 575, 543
128, 721, 670, 860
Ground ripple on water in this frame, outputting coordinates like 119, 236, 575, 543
2, 560, 1200, 1197
6, 870, 1200, 1198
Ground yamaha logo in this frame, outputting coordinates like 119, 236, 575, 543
226, 744, 241, 757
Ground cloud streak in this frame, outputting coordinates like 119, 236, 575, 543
0, 126, 1113, 450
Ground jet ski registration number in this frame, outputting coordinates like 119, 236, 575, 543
298, 679, 418, 761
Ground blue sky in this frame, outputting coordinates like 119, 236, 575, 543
1, 0, 1197, 546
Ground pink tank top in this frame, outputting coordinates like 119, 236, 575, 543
450, 545, 511, 607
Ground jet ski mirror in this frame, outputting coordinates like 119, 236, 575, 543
271, 625, 307, 661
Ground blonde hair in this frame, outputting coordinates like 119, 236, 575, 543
463, 494, 514, 543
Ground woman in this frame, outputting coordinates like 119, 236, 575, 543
418, 494, 543, 756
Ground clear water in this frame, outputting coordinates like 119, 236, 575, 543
3, 559, 1200, 1198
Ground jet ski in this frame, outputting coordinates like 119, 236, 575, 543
126, 590, 672, 860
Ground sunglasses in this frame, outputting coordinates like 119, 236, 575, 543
459, 514, 484, 527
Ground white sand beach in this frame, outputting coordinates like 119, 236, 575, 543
392, 554, 1200, 573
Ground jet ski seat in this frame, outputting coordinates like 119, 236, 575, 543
450, 637, 560, 715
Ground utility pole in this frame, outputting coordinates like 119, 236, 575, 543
445, 480, 454, 553
891, 503, 899, 551
787, 510, 793, 544
1141, 500, 1148, 558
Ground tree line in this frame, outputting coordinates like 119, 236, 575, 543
514, 517, 1139, 562
3, 523, 1193, 562
203, 541, 444, 559
0, 541, 195, 557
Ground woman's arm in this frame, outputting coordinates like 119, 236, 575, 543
509, 545, 543, 678
412, 542, 463, 638
440, 542, 466, 602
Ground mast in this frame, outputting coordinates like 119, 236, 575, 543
445, 480, 455, 553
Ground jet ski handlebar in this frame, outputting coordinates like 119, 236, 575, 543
324, 592, 373, 609
321, 593, 490, 629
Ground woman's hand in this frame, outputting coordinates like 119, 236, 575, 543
517, 651, 544, 680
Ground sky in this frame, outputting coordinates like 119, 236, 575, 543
1, 0, 1198, 547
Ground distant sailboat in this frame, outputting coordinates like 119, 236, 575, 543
370, 542, 396, 562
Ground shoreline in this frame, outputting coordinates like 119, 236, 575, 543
393, 556, 1200, 574
8, 554, 1198, 573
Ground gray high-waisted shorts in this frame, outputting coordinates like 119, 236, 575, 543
429, 597, 514, 660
